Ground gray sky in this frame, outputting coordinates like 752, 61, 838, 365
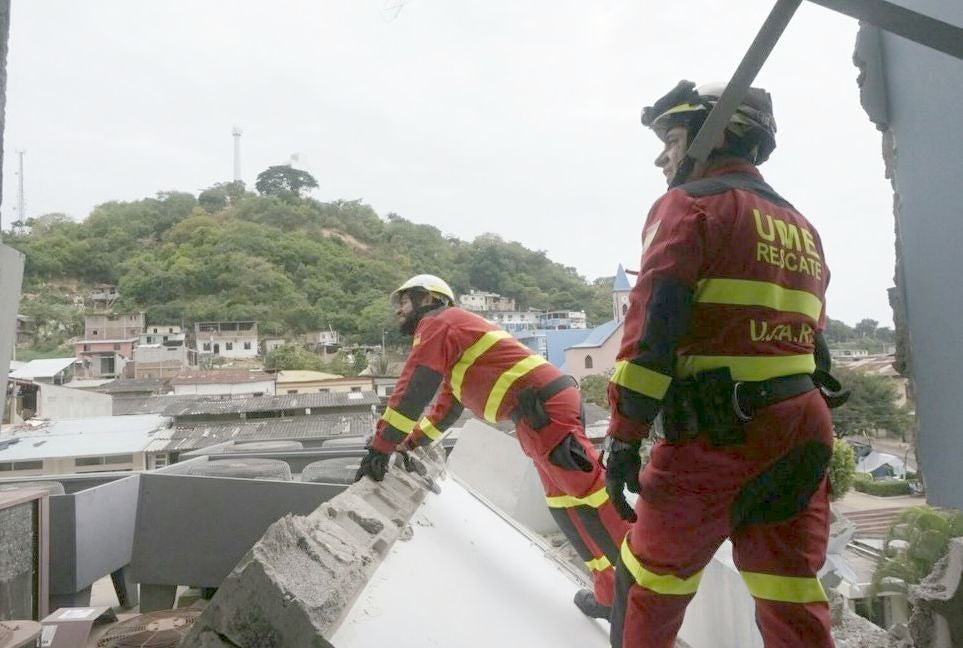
2, 1, 894, 327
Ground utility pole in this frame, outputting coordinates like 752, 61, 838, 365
232, 127, 242, 183
13, 148, 24, 234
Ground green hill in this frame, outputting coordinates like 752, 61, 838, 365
8, 182, 613, 346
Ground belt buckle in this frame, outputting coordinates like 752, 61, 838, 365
731, 381, 753, 422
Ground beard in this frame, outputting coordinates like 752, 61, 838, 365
399, 310, 422, 336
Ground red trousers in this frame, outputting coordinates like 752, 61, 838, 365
611, 390, 834, 647
515, 387, 631, 606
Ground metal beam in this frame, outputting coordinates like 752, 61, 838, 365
807, 0, 963, 62
686, 0, 802, 163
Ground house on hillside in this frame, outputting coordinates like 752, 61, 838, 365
74, 338, 136, 379
459, 290, 516, 312
15, 314, 36, 347
195, 321, 259, 359
9, 358, 76, 386
83, 312, 144, 340
169, 369, 276, 397
300, 330, 340, 352
538, 310, 587, 330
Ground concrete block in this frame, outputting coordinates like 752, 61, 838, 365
180, 447, 446, 648
908, 536, 963, 648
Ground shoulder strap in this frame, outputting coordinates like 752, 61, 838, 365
678, 173, 794, 209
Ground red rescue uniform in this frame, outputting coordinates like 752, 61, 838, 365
373, 306, 630, 606
607, 162, 834, 647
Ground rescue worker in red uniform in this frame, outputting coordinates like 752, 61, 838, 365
604, 81, 841, 647
355, 274, 631, 618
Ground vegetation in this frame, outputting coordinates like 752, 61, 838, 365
831, 368, 914, 440
873, 506, 963, 595
579, 371, 613, 408
852, 472, 913, 497
829, 438, 856, 502
7, 172, 614, 346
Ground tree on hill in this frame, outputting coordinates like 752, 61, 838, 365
255, 165, 318, 197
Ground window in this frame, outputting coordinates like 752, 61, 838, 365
75, 454, 134, 467
287, 390, 298, 394
92, 329, 98, 336
319, 388, 330, 393
225, 342, 234, 351
0, 460, 43, 472
351, 386, 362, 392
83, 344, 90, 352
203, 342, 211, 351
243, 341, 252, 350
168, 327, 174, 333
584, 356, 594, 369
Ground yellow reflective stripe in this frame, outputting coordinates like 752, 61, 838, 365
419, 416, 443, 441
586, 556, 612, 572
620, 538, 702, 595
611, 360, 672, 400
695, 278, 823, 321
740, 571, 828, 604
484, 355, 548, 422
545, 487, 609, 509
677, 354, 816, 382
381, 407, 417, 434
450, 330, 512, 400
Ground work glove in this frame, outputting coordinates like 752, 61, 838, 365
548, 433, 594, 472
604, 438, 642, 522
354, 446, 392, 482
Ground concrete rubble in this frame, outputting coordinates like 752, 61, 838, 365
906, 536, 963, 648
179, 447, 447, 648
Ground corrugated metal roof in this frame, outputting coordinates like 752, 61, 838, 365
9, 357, 76, 380
0, 415, 172, 461
169, 370, 275, 385
97, 377, 171, 394
163, 391, 380, 416
145, 414, 374, 453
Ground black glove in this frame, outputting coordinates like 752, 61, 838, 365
548, 434, 593, 472
604, 439, 642, 522
354, 447, 391, 482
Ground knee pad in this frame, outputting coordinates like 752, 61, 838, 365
730, 441, 832, 529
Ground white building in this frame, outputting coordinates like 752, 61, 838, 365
0, 414, 171, 476
459, 290, 516, 313
195, 321, 259, 359
537, 310, 587, 330
486, 310, 540, 334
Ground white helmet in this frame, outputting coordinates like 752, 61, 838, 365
390, 274, 456, 308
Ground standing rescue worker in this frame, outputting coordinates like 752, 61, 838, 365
605, 81, 840, 647
355, 274, 631, 618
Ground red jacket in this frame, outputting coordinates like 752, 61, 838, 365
371, 307, 563, 454
608, 162, 829, 442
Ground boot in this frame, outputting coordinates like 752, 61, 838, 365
573, 588, 611, 620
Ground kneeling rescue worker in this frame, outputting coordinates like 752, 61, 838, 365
355, 274, 631, 619
604, 81, 847, 647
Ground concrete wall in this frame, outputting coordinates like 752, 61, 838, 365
0, 246, 25, 424
38, 384, 112, 419
855, 5, 963, 509
565, 329, 622, 380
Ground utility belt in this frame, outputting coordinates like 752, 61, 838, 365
512, 375, 579, 429
662, 367, 848, 446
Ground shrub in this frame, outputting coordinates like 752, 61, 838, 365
829, 438, 857, 501
853, 476, 912, 497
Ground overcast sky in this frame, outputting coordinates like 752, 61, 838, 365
2, 1, 894, 327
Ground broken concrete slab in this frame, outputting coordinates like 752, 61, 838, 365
908, 536, 963, 648
179, 447, 446, 648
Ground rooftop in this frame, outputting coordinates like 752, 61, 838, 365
276, 370, 344, 383
9, 357, 76, 380
144, 414, 374, 453
613, 263, 632, 291
569, 319, 623, 349
169, 370, 275, 385
161, 391, 379, 416
0, 415, 172, 461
